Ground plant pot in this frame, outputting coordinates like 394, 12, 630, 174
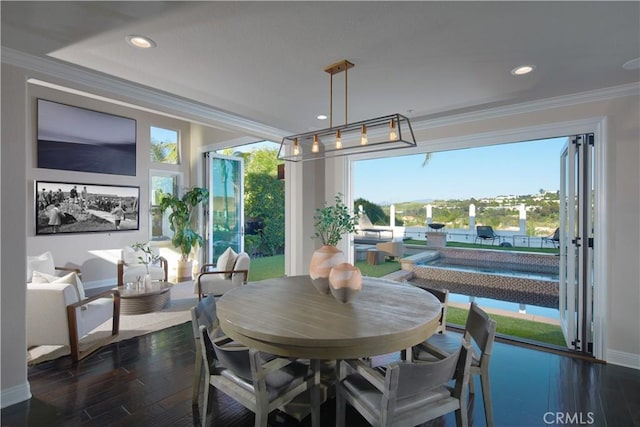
329, 263, 362, 303
309, 245, 345, 294
176, 259, 193, 282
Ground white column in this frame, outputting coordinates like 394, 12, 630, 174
469, 203, 476, 230
390, 204, 396, 228
426, 204, 432, 225
519, 203, 527, 233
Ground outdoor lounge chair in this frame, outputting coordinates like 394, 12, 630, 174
475, 225, 500, 245
541, 227, 560, 248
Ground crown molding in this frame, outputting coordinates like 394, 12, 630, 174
410, 83, 639, 132
1, 48, 288, 141
4, 47, 637, 141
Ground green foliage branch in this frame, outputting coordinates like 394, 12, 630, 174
131, 242, 160, 274
158, 187, 209, 262
241, 148, 285, 256
312, 193, 358, 246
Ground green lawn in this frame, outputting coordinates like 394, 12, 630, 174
355, 259, 401, 277
446, 306, 566, 347
248, 254, 285, 282
249, 254, 564, 347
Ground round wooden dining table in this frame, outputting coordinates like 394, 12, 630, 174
216, 275, 441, 360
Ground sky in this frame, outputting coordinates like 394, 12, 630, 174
353, 137, 568, 204
234, 137, 568, 204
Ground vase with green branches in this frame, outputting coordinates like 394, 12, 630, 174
131, 242, 160, 286
131, 242, 161, 275
309, 193, 359, 293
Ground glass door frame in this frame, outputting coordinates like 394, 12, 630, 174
203, 152, 245, 264
343, 119, 607, 360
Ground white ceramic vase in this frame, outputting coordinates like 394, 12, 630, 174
309, 245, 345, 294
329, 262, 362, 303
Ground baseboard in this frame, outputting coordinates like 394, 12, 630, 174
1, 382, 31, 409
606, 349, 640, 369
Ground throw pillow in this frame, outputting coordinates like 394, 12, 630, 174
225, 249, 238, 279
31, 270, 58, 283
27, 251, 55, 282
31, 270, 86, 301
122, 246, 142, 265
216, 247, 238, 279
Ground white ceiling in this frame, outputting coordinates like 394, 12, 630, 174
2, 1, 639, 136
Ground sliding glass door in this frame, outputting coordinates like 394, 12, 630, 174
203, 153, 244, 263
559, 134, 595, 354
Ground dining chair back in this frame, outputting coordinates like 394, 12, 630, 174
198, 325, 319, 427
190, 296, 218, 404
464, 302, 497, 427
336, 341, 473, 427
421, 286, 449, 334
413, 302, 497, 427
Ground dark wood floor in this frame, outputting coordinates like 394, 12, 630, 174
3, 322, 640, 426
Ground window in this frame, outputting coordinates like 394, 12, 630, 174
150, 171, 182, 241
150, 126, 179, 164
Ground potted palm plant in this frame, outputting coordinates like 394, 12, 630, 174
159, 187, 209, 281
309, 193, 359, 294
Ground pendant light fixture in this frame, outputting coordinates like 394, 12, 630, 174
278, 60, 416, 162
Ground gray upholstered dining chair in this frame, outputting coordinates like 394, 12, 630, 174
421, 286, 449, 335
413, 301, 497, 427
197, 324, 319, 427
336, 341, 473, 427
190, 296, 218, 405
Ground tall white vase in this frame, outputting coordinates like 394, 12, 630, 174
309, 245, 345, 294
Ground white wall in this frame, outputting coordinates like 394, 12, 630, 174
1, 63, 31, 407
24, 84, 194, 287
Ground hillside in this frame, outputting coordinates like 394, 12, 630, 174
378, 191, 560, 236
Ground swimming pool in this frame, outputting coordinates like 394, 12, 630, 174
417, 258, 558, 281
408, 248, 560, 309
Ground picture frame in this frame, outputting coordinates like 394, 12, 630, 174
35, 180, 140, 235
37, 99, 137, 176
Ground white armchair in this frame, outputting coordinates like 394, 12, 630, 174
117, 245, 168, 286
195, 251, 250, 300
26, 252, 120, 362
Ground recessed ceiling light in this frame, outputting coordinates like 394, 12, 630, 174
622, 58, 640, 70
126, 35, 156, 49
317, 114, 328, 120
511, 65, 535, 75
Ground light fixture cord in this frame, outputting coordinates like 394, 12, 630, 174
344, 64, 348, 125
329, 71, 333, 128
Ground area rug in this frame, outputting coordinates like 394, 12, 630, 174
27, 281, 198, 366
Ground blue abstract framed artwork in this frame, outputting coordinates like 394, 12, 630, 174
37, 99, 136, 176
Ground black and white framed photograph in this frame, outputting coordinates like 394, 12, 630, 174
37, 99, 137, 176
35, 180, 139, 235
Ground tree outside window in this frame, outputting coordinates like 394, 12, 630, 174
150, 172, 180, 241
151, 126, 179, 164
